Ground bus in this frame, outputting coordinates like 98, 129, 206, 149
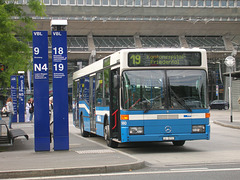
72, 48, 210, 148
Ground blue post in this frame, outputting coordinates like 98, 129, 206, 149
52, 31, 69, 151
32, 31, 50, 151
10, 76, 17, 122
18, 75, 25, 122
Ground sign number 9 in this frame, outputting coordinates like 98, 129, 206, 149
34, 47, 39, 55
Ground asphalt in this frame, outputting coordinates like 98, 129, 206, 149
0, 114, 144, 179
0, 110, 239, 179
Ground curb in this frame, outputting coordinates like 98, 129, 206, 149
213, 120, 240, 130
0, 160, 145, 179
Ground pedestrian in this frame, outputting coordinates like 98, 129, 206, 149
25, 99, 31, 122
49, 96, 53, 121
6, 97, 14, 129
29, 98, 34, 122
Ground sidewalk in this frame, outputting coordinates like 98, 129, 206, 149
0, 115, 144, 179
211, 109, 240, 129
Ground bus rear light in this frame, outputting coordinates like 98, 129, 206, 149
121, 115, 129, 120
205, 113, 210, 118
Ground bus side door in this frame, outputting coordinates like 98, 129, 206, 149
110, 68, 120, 141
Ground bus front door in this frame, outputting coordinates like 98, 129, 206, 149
110, 69, 120, 142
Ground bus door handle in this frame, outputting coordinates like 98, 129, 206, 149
111, 109, 119, 130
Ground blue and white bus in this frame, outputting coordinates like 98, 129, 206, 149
72, 48, 210, 147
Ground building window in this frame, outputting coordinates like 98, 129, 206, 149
206, 0, 211, 6
151, 0, 157, 6
143, 0, 149, 6
190, 0, 196, 6
103, 0, 108, 5
119, 0, 124, 6
182, 0, 188, 6
237, 0, 240, 7
77, 0, 83, 5
159, 0, 165, 6
221, 0, 227, 6
17, 0, 23, 4
94, 0, 100, 5
135, 0, 141, 6
213, 0, 219, 7
198, 0, 204, 6
127, 0, 133, 6
60, 0, 67, 5
110, 0, 116, 5
86, 0, 92, 5
174, 0, 181, 6
167, 0, 173, 7
229, 0, 235, 7
43, 0, 50, 5
52, 0, 59, 5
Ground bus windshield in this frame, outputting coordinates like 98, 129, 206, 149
122, 70, 207, 111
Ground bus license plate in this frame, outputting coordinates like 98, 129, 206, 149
163, 137, 175, 141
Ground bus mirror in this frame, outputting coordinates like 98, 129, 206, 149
114, 75, 120, 88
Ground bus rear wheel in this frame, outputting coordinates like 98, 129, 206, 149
104, 124, 118, 148
172, 140, 185, 146
80, 117, 89, 137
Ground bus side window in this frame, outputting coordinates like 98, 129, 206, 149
84, 76, 90, 104
96, 72, 103, 106
103, 69, 110, 106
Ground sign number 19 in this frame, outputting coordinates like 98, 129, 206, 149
53, 63, 64, 71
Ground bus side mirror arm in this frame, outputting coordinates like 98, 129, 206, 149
114, 75, 120, 89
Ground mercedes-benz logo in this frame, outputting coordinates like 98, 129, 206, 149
165, 126, 172, 133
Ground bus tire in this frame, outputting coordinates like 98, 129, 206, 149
172, 140, 185, 146
80, 117, 88, 137
104, 124, 118, 148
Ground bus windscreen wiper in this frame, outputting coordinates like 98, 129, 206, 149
170, 88, 192, 113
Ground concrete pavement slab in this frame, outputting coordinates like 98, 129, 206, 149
0, 116, 144, 179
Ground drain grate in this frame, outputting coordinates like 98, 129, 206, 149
76, 149, 115, 154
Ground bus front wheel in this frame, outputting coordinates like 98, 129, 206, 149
104, 124, 118, 148
172, 140, 185, 146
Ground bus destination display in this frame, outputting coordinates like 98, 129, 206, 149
128, 52, 201, 67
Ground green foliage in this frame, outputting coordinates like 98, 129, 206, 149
0, 0, 46, 89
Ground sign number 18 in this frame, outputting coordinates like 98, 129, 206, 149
53, 47, 64, 55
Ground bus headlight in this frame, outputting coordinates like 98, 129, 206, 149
192, 125, 205, 133
129, 127, 144, 135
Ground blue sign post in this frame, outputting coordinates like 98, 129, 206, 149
52, 31, 69, 151
32, 31, 50, 151
10, 76, 17, 122
18, 75, 25, 122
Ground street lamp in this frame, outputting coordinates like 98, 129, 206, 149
224, 56, 235, 123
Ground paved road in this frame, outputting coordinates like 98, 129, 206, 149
2, 110, 240, 179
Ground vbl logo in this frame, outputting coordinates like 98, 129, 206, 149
33, 32, 43, 36
53, 32, 62, 36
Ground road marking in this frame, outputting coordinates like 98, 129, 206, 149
76, 149, 115, 154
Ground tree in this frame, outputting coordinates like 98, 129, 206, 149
0, 0, 45, 90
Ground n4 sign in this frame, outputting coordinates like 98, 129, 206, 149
34, 63, 48, 72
